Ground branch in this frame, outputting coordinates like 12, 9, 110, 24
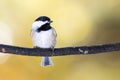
0, 43, 120, 56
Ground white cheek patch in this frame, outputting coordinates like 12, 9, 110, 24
32, 21, 49, 30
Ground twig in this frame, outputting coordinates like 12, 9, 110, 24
0, 43, 120, 56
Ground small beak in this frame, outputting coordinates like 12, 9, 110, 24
50, 21, 53, 23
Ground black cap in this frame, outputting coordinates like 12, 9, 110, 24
35, 16, 51, 22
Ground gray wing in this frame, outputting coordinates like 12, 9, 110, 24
30, 29, 35, 38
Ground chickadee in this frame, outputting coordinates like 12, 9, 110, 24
31, 16, 57, 66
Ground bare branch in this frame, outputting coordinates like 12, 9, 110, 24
0, 43, 120, 56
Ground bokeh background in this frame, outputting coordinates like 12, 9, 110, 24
0, 0, 120, 80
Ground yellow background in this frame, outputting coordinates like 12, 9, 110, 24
0, 0, 120, 80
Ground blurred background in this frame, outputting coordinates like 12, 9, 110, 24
0, 0, 120, 80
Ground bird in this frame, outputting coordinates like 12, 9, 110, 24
30, 16, 57, 66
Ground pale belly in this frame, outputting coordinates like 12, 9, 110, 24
31, 29, 56, 48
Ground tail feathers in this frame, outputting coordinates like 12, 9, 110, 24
41, 57, 53, 66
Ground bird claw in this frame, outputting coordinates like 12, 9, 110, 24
51, 48, 55, 56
